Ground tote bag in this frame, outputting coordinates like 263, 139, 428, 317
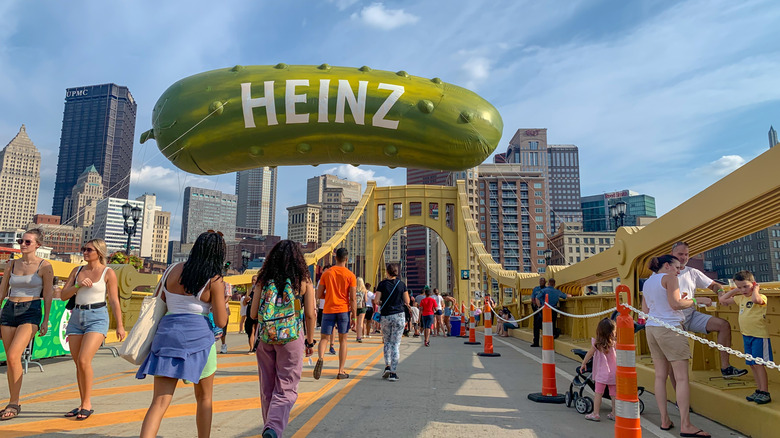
119, 264, 174, 365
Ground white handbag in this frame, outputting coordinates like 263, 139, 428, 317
118, 264, 174, 365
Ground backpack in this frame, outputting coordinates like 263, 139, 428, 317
256, 279, 301, 345
356, 290, 366, 309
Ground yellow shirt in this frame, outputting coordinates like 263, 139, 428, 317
733, 294, 768, 338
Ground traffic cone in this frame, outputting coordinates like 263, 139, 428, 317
459, 303, 467, 337
528, 295, 565, 403
477, 302, 500, 357
614, 284, 641, 437
464, 303, 481, 345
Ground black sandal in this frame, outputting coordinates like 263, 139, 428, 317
0, 404, 21, 421
76, 409, 94, 420
64, 407, 81, 418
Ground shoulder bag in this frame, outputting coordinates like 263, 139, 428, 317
119, 263, 174, 365
372, 279, 399, 322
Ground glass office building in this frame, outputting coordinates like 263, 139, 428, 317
53, 84, 137, 218
581, 190, 656, 232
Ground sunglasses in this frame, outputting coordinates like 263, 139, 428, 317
16, 239, 34, 246
207, 229, 224, 237
81, 247, 96, 253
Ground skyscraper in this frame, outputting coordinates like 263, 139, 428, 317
406, 169, 450, 292
0, 125, 41, 230
306, 174, 362, 204
496, 129, 582, 234
287, 203, 321, 245
770, 125, 778, 149
580, 190, 656, 232
52, 84, 137, 217
62, 165, 104, 231
181, 187, 237, 244
236, 167, 277, 235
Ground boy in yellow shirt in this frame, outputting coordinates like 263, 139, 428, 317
720, 270, 773, 404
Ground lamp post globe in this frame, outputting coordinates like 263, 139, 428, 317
615, 200, 627, 227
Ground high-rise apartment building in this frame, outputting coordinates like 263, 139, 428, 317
287, 204, 321, 245
0, 125, 41, 230
306, 174, 361, 204
448, 168, 480, 294
52, 84, 137, 217
92, 197, 145, 254
236, 167, 277, 235
770, 126, 778, 149
63, 165, 104, 231
494, 129, 582, 233
406, 169, 450, 292
580, 190, 656, 232
478, 164, 547, 276
151, 211, 170, 263
181, 187, 237, 244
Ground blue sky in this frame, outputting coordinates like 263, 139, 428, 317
1, 0, 778, 239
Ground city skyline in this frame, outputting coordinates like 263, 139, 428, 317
0, 1, 778, 240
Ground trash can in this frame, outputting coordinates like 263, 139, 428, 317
449, 316, 461, 336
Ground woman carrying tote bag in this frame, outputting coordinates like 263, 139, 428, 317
136, 231, 228, 438
374, 263, 410, 382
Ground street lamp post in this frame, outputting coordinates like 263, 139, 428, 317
122, 202, 142, 255
609, 201, 627, 230
543, 248, 552, 271
241, 249, 251, 271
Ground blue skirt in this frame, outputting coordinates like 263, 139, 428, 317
136, 313, 214, 383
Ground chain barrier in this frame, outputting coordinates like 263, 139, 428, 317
487, 304, 543, 324
545, 303, 618, 319
623, 303, 780, 371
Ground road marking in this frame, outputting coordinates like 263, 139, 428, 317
290, 348, 384, 438
2, 370, 134, 405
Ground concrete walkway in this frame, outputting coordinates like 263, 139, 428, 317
0, 331, 743, 437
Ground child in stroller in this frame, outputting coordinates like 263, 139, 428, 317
564, 316, 646, 417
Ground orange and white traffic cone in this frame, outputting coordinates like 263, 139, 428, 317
528, 295, 565, 403
477, 302, 500, 357
615, 284, 641, 437
459, 303, 467, 337
464, 303, 481, 345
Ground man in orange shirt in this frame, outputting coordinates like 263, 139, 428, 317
313, 248, 357, 380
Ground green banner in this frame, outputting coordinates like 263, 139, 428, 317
0, 300, 71, 361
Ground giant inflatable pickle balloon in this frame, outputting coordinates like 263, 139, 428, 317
140, 64, 503, 174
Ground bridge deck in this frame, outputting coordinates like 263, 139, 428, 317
0, 332, 740, 437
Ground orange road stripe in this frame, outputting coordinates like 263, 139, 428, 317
1, 370, 134, 405
290, 349, 384, 438
287, 344, 383, 424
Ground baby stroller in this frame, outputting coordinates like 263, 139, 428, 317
564, 314, 646, 415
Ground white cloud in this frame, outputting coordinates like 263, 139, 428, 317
351, 3, 419, 30
695, 155, 746, 177
328, 0, 361, 11
324, 164, 396, 189
461, 56, 491, 89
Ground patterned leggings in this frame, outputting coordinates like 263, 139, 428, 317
381, 312, 405, 372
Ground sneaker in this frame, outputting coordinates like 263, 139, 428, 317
329, 346, 336, 355
530, 343, 540, 347
413, 334, 419, 338
220, 344, 228, 354
356, 338, 362, 343
721, 366, 748, 378
382, 366, 391, 379
746, 390, 760, 402
754, 391, 772, 404
388, 372, 399, 382
262, 428, 278, 438
584, 413, 600, 422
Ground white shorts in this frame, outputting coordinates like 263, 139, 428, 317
240, 304, 247, 317
682, 308, 712, 334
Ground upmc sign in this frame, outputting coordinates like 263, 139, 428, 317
604, 190, 629, 199
66, 87, 90, 98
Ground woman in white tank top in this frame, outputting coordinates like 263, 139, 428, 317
60, 239, 125, 420
0, 229, 53, 420
641, 255, 711, 437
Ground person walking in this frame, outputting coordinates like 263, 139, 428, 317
250, 240, 316, 438
219, 282, 232, 354
60, 239, 126, 420
530, 277, 546, 347
239, 289, 248, 334
642, 255, 711, 437
375, 263, 410, 382
364, 284, 374, 339
0, 229, 53, 421
243, 275, 258, 353
581, 318, 617, 422
355, 277, 368, 343
419, 288, 437, 347
313, 248, 356, 380
442, 293, 457, 335
433, 288, 444, 336
138, 231, 228, 438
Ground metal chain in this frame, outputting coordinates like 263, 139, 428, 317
545, 303, 618, 319
623, 304, 780, 371
487, 304, 543, 323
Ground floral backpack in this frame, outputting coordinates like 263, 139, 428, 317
256, 278, 301, 345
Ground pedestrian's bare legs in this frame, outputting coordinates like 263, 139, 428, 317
337, 332, 348, 374
194, 374, 215, 438
140, 376, 178, 438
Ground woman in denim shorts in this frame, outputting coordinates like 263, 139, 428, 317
60, 239, 125, 420
0, 229, 54, 420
